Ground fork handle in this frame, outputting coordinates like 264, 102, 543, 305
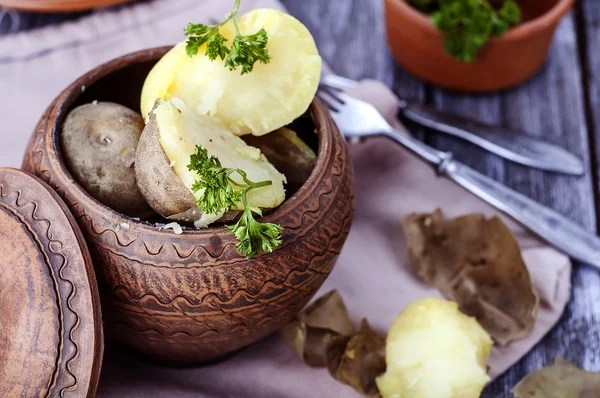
382, 129, 447, 167
383, 128, 600, 268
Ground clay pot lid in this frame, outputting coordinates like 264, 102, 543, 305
0, 168, 103, 397
0, 0, 134, 12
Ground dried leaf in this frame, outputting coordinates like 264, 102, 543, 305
513, 357, 600, 398
325, 319, 386, 398
402, 209, 539, 345
280, 290, 355, 367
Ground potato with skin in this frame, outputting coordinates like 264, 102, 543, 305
135, 99, 286, 228
140, 8, 322, 136
135, 101, 240, 225
376, 298, 492, 398
135, 104, 204, 225
61, 102, 153, 217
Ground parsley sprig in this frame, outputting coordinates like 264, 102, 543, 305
184, 0, 271, 74
188, 146, 283, 258
408, 0, 521, 63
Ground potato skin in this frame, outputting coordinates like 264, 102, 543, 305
60, 102, 153, 217
135, 108, 204, 224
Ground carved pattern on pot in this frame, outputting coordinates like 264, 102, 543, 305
21, 48, 354, 364
0, 169, 102, 397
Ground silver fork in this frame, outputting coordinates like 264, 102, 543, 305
321, 74, 585, 176
317, 88, 600, 269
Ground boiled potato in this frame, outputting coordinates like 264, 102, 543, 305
135, 99, 286, 228
140, 8, 322, 136
242, 127, 317, 194
376, 298, 492, 398
61, 102, 153, 217
135, 102, 206, 225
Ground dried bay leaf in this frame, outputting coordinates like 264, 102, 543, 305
513, 358, 600, 398
402, 209, 539, 345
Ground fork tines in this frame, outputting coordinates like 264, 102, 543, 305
317, 86, 347, 113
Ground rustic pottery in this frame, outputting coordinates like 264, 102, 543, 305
0, 0, 134, 12
0, 168, 103, 397
385, 0, 575, 92
21, 47, 354, 365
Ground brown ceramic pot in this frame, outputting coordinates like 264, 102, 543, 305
21, 47, 354, 365
385, 0, 575, 92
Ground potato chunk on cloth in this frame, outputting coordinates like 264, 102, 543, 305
140, 8, 322, 136
376, 298, 492, 398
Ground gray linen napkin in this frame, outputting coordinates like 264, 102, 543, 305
0, 1, 571, 397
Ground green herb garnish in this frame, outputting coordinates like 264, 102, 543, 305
184, 0, 271, 74
188, 145, 283, 258
408, 0, 522, 63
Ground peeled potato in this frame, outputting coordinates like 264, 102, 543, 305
61, 102, 153, 217
140, 8, 322, 136
376, 298, 492, 398
136, 99, 286, 228
242, 127, 317, 194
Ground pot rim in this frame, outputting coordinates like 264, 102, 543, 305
48, 47, 334, 238
388, 0, 576, 42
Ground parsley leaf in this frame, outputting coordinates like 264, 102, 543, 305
184, 0, 271, 74
188, 146, 241, 215
498, 0, 521, 24
228, 199, 283, 258
184, 23, 228, 59
188, 145, 283, 258
225, 28, 271, 75
409, 0, 522, 63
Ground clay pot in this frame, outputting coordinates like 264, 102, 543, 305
384, 0, 575, 92
21, 47, 354, 365
0, 0, 133, 12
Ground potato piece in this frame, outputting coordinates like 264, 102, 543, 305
136, 99, 286, 227
135, 104, 206, 225
376, 298, 492, 398
140, 8, 322, 136
242, 127, 317, 194
60, 102, 153, 217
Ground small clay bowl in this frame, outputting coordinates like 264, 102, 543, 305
384, 0, 575, 92
22, 47, 354, 365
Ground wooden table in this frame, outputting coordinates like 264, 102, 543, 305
2, 1, 599, 396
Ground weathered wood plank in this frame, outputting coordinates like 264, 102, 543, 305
429, 10, 600, 396
0, 8, 87, 34
581, 0, 600, 228
281, 0, 426, 101
571, 0, 600, 372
